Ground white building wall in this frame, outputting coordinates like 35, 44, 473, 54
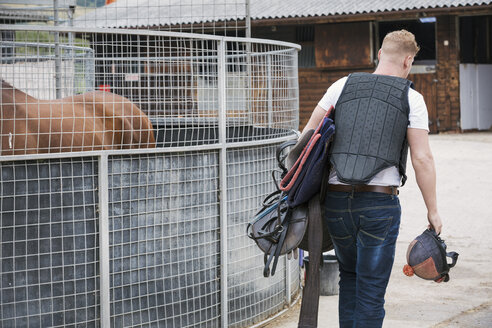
460, 64, 492, 130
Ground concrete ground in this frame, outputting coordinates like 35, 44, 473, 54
263, 132, 492, 328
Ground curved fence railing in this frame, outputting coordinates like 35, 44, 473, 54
0, 25, 301, 328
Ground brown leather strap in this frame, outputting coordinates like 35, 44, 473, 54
298, 194, 323, 328
328, 184, 399, 195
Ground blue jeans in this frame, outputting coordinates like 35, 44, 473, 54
323, 191, 401, 328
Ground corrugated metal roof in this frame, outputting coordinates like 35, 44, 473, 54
0, 8, 53, 22
72, 0, 492, 28
0, 1, 75, 22
252, 0, 492, 20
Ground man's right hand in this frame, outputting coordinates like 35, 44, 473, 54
427, 211, 442, 235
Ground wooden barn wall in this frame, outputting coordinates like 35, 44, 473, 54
436, 15, 461, 132
315, 22, 373, 69
409, 72, 439, 134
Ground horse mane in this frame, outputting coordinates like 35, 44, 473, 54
1, 79, 13, 89
2, 79, 17, 93
1, 79, 35, 101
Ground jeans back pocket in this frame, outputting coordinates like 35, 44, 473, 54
325, 217, 353, 248
359, 215, 393, 247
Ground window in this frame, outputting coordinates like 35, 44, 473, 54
460, 15, 492, 64
378, 19, 436, 64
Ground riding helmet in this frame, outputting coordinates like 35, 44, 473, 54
403, 229, 459, 282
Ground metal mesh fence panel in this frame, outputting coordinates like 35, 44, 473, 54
225, 41, 299, 143
0, 144, 300, 328
226, 144, 299, 327
108, 152, 221, 327
0, 158, 100, 327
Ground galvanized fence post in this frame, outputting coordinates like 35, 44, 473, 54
286, 256, 291, 306
267, 53, 273, 127
98, 154, 111, 327
217, 38, 229, 328
53, 0, 62, 98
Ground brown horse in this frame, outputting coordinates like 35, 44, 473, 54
1, 80, 155, 155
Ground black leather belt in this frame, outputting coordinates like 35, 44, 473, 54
328, 184, 399, 195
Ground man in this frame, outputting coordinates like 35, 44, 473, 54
303, 30, 443, 327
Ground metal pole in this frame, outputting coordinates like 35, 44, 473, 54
217, 39, 229, 328
267, 53, 273, 127
53, 0, 62, 98
245, 0, 251, 39
68, 6, 74, 52
246, 45, 253, 125
245, 0, 253, 125
68, 5, 75, 92
293, 50, 300, 130
285, 256, 291, 305
98, 154, 111, 328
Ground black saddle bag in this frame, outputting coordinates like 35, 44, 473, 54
247, 140, 308, 277
247, 189, 308, 277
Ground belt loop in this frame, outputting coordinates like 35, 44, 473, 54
350, 185, 355, 199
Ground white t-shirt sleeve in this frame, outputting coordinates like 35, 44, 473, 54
408, 88, 429, 131
317, 76, 348, 111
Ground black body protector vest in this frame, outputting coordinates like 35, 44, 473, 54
330, 72, 413, 186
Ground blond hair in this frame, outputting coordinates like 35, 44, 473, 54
381, 30, 420, 57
